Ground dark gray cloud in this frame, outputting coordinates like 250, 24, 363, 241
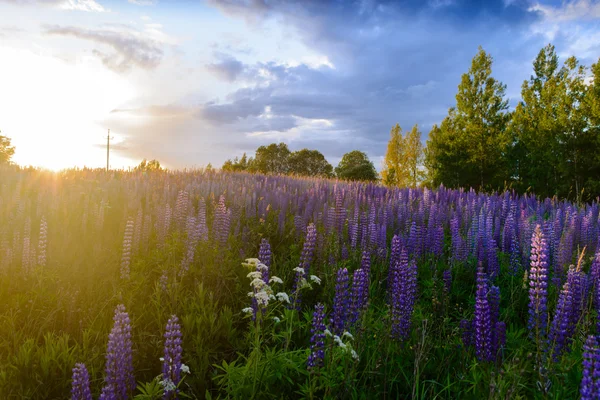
44, 25, 163, 72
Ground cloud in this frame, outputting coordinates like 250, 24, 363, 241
529, 0, 600, 22
0, 0, 105, 12
128, 0, 156, 5
205, 53, 246, 82
44, 25, 164, 72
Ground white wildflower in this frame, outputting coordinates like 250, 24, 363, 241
159, 378, 176, 392
276, 292, 290, 303
350, 349, 359, 361
247, 292, 255, 298
334, 335, 347, 350
250, 278, 267, 289
256, 263, 268, 271
269, 276, 283, 284
293, 266, 305, 274
180, 364, 190, 374
159, 357, 165, 362
242, 307, 254, 314
247, 271, 262, 279
299, 278, 312, 290
255, 291, 270, 307
310, 275, 321, 284
242, 258, 260, 269
324, 329, 332, 337
342, 331, 354, 340
272, 316, 281, 323
269, 294, 276, 300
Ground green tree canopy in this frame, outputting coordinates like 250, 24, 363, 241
222, 153, 250, 172
0, 132, 15, 164
288, 149, 333, 177
509, 44, 597, 200
335, 150, 378, 182
404, 124, 425, 187
381, 124, 408, 186
425, 46, 510, 190
248, 143, 291, 175
134, 159, 162, 172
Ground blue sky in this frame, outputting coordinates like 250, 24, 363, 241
0, 0, 599, 170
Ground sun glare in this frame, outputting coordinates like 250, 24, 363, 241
0, 47, 136, 170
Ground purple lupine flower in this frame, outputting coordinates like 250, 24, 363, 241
99, 385, 116, 400
292, 223, 317, 309
341, 243, 349, 261
474, 266, 493, 362
307, 303, 326, 371
568, 266, 588, 332
361, 250, 371, 277
132, 209, 143, 256
159, 270, 168, 292
555, 227, 574, 287
433, 225, 444, 258
528, 225, 549, 340
120, 218, 134, 280
408, 221, 418, 259
549, 279, 573, 360
486, 239, 499, 279
581, 335, 600, 400
390, 252, 417, 341
509, 231, 521, 275
71, 363, 92, 400
37, 216, 47, 268
258, 238, 272, 283
349, 268, 369, 326
443, 269, 451, 293
162, 315, 183, 399
450, 215, 465, 265
332, 268, 350, 335
213, 195, 230, 246
102, 304, 135, 400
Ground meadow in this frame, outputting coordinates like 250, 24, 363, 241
1, 165, 599, 399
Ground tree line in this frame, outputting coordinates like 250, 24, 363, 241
424, 44, 600, 202
221, 143, 379, 181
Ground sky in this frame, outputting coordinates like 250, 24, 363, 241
1, 0, 600, 171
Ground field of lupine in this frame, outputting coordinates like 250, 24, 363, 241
2, 166, 600, 399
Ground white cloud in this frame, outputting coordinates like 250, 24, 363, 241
128, 0, 156, 5
529, 0, 600, 22
60, 0, 104, 11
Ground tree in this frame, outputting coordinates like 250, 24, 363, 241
381, 124, 408, 186
404, 124, 425, 187
134, 159, 162, 172
455, 46, 511, 189
0, 132, 15, 164
509, 44, 596, 200
288, 149, 333, 177
425, 46, 510, 190
222, 153, 249, 172
248, 143, 291, 175
335, 150, 378, 182
424, 109, 471, 188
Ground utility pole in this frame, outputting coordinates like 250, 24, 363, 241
106, 129, 113, 171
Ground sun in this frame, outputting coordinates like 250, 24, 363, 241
0, 46, 136, 170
